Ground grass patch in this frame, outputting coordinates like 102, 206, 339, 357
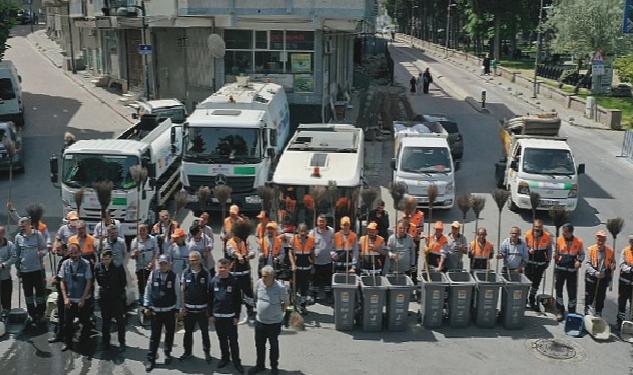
596, 96, 633, 128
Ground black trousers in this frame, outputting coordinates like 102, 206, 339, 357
183, 310, 210, 355
235, 273, 254, 313
427, 253, 441, 269
526, 263, 547, 299
618, 281, 632, 322
555, 270, 578, 313
585, 275, 609, 314
255, 321, 281, 369
64, 301, 92, 345
136, 269, 151, 305
295, 270, 311, 300
312, 263, 332, 294
100, 295, 126, 345
471, 259, 489, 271
0, 277, 12, 312
147, 310, 176, 361
215, 317, 240, 363
22, 270, 46, 319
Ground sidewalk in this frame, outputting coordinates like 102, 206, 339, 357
26, 29, 135, 125
395, 34, 612, 130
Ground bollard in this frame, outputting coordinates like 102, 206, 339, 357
481, 90, 487, 109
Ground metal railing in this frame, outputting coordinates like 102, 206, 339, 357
620, 129, 633, 162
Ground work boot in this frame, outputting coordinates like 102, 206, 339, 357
204, 352, 212, 363
234, 362, 244, 373
179, 353, 191, 361
271, 368, 279, 375
248, 366, 266, 374
144, 361, 154, 372
164, 353, 173, 365
217, 358, 229, 368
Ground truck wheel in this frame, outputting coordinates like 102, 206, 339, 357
509, 199, 519, 212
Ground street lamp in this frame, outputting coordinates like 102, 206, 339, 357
410, 4, 419, 47
533, 0, 552, 98
445, 0, 457, 57
117, 1, 150, 100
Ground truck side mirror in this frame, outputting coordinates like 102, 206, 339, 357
147, 163, 156, 179
390, 158, 396, 170
49, 155, 59, 184
148, 177, 157, 188
577, 163, 585, 175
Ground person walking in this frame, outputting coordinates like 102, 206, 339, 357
248, 265, 289, 375
0, 226, 16, 318
332, 217, 358, 274
409, 75, 417, 94
482, 55, 491, 75
59, 242, 93, 351
416, 72, 423, 94
525, 220, 553, 311
227, 227, 256, 323
358, 222, 387, 276
310, 215, 335, 303
151, 210, 179, 255
553, 223, 584, 321
288, 224, 315, 313
222, 205, 244, 258
180, 251, 212, 362
385, 221, 416, 276
496, 226, 529, 274
468, 227, 494, 271
131, 224, 158, 307
95, 250, 127, 351
210, 258, 244, 373
617, 235, 633, 328
143, 254, 181, 372
438, 221, 468, 272
584, 230, 615, 317
422, 68, 433, 94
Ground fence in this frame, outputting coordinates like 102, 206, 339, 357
620, 130, 633, 162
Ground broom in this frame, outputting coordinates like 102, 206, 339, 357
94, 180, 113, 257
3, 136, 15, 233
196, 186, 212, 262
257, 185, 275, 217
130, 165, 148, 240
74, 187, 85, 219
492, 189, 510, 274
471, 195, 486, 237
288, 271, 305, 331
361, 187, 379, 235
175, 190, 188, 217
540, 207, 569, 314
389, 182, 407, 232
457, 193, 472, 237
213, 184, 232, 256
607, 218, 624, 293
421, 184, 438, 281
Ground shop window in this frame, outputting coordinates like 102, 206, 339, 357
270, 30, 284, 50
255, 51, 284, 74
225, 50, 253, 75
255, 31, 268, 49
225, 29, 252, 49
285, 31, 314, 51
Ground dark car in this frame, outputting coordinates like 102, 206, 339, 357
16, 9, 32, 25
0, 121, 25, 172
420, 114, 463, 159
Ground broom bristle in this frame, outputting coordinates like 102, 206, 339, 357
492, 189, 510, 211
213, 185, 232, 204
64, 132, 76, 143
327, 180, 338, 205
548, 207, 569, 230
175, 190, 188, 212
361, 187, 379, 210
471, 196, 486, 218
129, 164, 148, 184
529, 192, 541, 212
197, 186, 212, 208
403, 194, 417, 216
310, 186, 328, 207
26, 204, 45, 227
389, 181, 407, 206
257, 185, 275, 212
607, 217, 625, 238
289, 311, 305, 331
427, 184, 438, 205
74, 187, 85, 210
232, 219, 253, 241
93, 180, 113, 209
457, 193, 472, 216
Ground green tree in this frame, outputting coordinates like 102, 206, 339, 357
614, 54, 633, 83
0, 1, 17, 60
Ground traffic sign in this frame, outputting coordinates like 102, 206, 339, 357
138, 44, 152, 55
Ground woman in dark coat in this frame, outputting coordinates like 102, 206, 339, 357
422, 68, 433, 94
409, 76, 417, 93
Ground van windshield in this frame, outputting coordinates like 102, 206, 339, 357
0, 78, 15, 100
400, 146, 452, 173
153, 108, 186, 124
185, 127, 261, 163
62, 154, 140, 189
523, 148, 575, 175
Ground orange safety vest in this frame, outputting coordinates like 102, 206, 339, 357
404, 222, 417, 237
624, 246, 633, 264
525, 230, 552, 250
69, 234, 96, 255
427, 235, 448, 255
556, 236, 583, 256
587, 244, 615, 270
411, 210, 424, 228
470, 240, 494, 259
152, 221, 178, 236
260, 236, 283, 257
292, 235, 315, 254
359, 235, 384, 255
227, 237, 248, 255
256, 222, 267, 239
334, 231, 357, 251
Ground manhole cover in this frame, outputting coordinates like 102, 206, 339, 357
532, 339, 576, 360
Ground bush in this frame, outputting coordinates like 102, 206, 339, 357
614, 54, 633, 84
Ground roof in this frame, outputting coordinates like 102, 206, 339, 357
287, 124, 360, 151
143, 99, 184, 110
65, 139, 145, 154
197, 81, 282, 108
187, 108, 265, 127
400, 136, 450, 148
517, 138, 570, 151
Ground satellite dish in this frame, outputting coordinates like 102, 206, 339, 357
207, 34, 226, 58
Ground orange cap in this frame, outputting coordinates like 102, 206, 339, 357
171, 228, 186, 239
434, 221, 444, 230
595, 230, 607, 238
66, 210, 79, 220
229, 205, 239, 215
340, 216, 351, 225
367, 222, 378, 230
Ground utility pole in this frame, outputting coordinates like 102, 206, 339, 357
444, 0, 456, 57
140, 0, 150, 100
533, 0, 550, 98
66, 0, 76, 74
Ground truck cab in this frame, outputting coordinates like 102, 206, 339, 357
133, 99, 187, 124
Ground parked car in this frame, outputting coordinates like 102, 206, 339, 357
0, 121, 25, 172
418, 114, 463, 159
16, 9, 31, 25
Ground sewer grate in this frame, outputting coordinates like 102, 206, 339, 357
532, 339, 577, 360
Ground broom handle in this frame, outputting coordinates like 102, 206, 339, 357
422, 240, 430, 283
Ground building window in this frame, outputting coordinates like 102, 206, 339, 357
255, 51, 284, 74
255, 31, 268, 49
285, 31, 314, 51
225, 29, 252, 49
270, 30, 284, 50
225, 50, 253, 75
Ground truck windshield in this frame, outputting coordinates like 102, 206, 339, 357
400, 146, 452, 173
185, 127, 261, 162
523, 148, 575, 175
154, 108, 186, 124
62, 154, 140, 189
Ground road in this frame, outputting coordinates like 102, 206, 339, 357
1, 27, 633, 375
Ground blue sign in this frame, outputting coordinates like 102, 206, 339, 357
138, 44, 152, 55
624, 0, 633, 33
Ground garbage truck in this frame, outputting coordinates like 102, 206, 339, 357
494, 113, 585, 211
178, 78, 290, 211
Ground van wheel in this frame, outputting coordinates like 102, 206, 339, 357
509, 199, 519, 212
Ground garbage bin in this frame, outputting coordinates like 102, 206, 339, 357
446, 271, 475, 328
419, 271, 448, 328
360, 276, 387, 331
332, 273, 359, 331
384, 275, 413, 331
500, 271, 531, 329
472, 271, 501, 328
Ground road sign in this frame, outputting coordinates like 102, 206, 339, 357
138, 44, 152, 55
592, 60, 605, 76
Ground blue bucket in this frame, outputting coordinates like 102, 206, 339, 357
564, 313, 584, 337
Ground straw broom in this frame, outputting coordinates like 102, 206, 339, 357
94, 180, 113, 256
457, 193, 472, 236
74, 187, 85, 218
175, 190, 188, 217
213, 184, 232, 239
607, 218, 624, 294
361, 187, 379, 235
421, 184, 438, 282
471, 195, 486, 236
257, 185, 275, 217
492, 189, 510, 274
389, 182, 407, 230
3, 137, 15, 232
130, 165, 148, 240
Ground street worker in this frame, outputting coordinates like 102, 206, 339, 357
179, 250, 212, 363
332, 216, 358, 274
257, 221, 285, 275
15, 216, 47, 328
468, 227, 494, 270
525, 219, 553, 311
93, 210, 121, 242
310, 214, 335, 304
368, 200, 390, 240
96, 224, 127, 267
0, 226, 16, 319
167, 228, 191, 279
188, 224, 214, 277
221, 204, 244, 258
143, 254, 181, 372
358, 222, 387, 276
210, 258, 244, 373
584, 230, 615, 317
152, 210, 179, 255
617, 235, 633, 328
227, 225, 256, 323
554, 223, 584, 321
438, 221, 467, 272
95, 250, 127, 351
131, 223, 158, 307
425, 221, 448, 270
59, 241, 93, 351
54, 210, 79, 251
68, 220, 96, 266
385, 221, 416, 275
288, 223, 315, 312
255, 211, 271, 239
48, 242, 69, 344
497, 226, 528, 273
198, 212, 215, 243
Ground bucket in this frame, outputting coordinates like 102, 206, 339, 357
583, 315, 610, 340
564, 313, 584, 337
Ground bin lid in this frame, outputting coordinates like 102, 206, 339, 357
385, 275, 413, 288
446, 271, 476, 284
472, 271, 502, 284
332, 273, 359, 287
419, 271, 449, 284
360, 276, 387, 288
501, 271, 531, 285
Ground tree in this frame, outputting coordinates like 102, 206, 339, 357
0, 2, 17, 60
614, 54, 633, 83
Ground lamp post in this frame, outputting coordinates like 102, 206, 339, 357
533, 0, 552, 98
444, 0, 457, 57
410, 3, 418, 47
117, 1, 150, 100
66, 0, 76, 74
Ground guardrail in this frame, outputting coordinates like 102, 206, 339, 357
620, 129, 633, 162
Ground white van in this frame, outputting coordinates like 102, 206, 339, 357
0, 61, 24, 127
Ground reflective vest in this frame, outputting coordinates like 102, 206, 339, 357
411, 210, 424, 228
587, 244, 615, 271
69, 234, 96, 255
224, 217, 239, 235
62, 258, 90, 301
228, 238, 250, 273
470, 240, 493, 259
260, 236, 282, 258
149, 270, 177, 310
256, 222, 267, 239
183, 267, 211, 310
621, 246, 633, 283
292, 235, 315, 269
303, 194, 315, 210
555, 236, 583, 271
427, 235, 448, 255
525, 230, 552, 264
334, 231, 357, 251
359, 235, 384, 271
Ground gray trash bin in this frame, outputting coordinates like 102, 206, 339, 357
419, 271, 448, 328
384, 275, 413, 331
446, 271, 475, 328
472, 271, 501, 328
332, 273, 359, 331
500, 271, 531, 329
360, 276, 387, 331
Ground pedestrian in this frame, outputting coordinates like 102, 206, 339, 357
288, 224, 315, 313
59, 241, 93, 351
180, 251, 212, 363
358, 222, 386, 276
483, 55, 491, 75
422, 68, 433, 94
248, 265, 289, 375
553, 223, 584, 321
309, 215, 335, 303
226, 226, 256, 323
385, 221, 416, 275
0, 226, 16, 318
53, 211, 79, 251
222, 205, 244, 258
210, 258, 244, 373
617, 235, 633, 328
167, 228, 191, 279
468, 227, 494, 271
368, 200, 390, 240
492, 58, 498, 76
496, 226, 529, 274
416, 72, 423, 94
332, 216, 358, 274
425, 221, 448, 270
95, 250, 127, 351
257, 222, 285, 275
584, 230, 615, 317
48, 242, 69, 344
525, 219, 553, 311
131, 223, 158, 307
255, 211, 271, 240
198, 212, 215, 242
14, 216, 47, 328
438, 221, 468, 272
68, 220, 97, 266
188, 225, 214, 277
151, 210, 179, 255
409, 75, 417, 94
93, 211, 122, 242
143, 254, 181, 372
96, 224, 127, 267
